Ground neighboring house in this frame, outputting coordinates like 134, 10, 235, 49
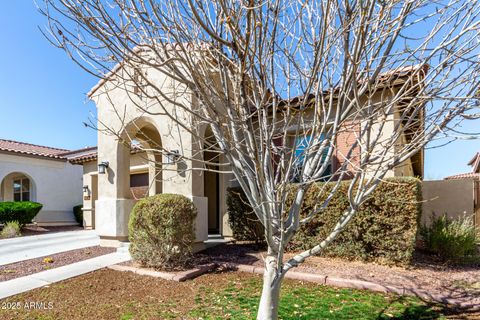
422, 152, 480, 227
76, 57, 425, 248
0, 139, 85, 226
444, 152, 480, 180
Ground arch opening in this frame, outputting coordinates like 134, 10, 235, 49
117, 117, 163, 201
0, 172, 37, 202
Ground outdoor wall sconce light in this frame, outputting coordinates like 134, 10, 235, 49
98, 161, 109, 174
83, 185, 91, 200
166, 150, 180, 164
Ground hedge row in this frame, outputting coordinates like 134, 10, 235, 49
0, 201, 43, 226
227, 177, 422, 265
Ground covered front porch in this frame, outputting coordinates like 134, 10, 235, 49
79, 117, 232, 249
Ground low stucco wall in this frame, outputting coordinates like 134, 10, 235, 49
0, 153, 83, 225
422, 179, 476, 225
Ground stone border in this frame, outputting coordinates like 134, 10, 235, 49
108, 263, 217, 282
222, 263, 480, 311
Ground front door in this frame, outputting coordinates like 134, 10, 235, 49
204, 150, 220, 234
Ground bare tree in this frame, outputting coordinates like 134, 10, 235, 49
39, 0, 480, 319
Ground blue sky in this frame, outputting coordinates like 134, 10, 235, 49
0, 1, 478, 179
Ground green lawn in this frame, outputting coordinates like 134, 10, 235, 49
187, 276, 445, 320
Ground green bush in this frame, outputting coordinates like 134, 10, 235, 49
420, 214, 479, 262
0, 221, 21, 238
73, 204, 83, 226
226, 187, 264, 243
227, 177, 421, 265
128, 194, 197, 270
0, 202, 43, 226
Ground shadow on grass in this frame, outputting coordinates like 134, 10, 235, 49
376, 296, 478, 320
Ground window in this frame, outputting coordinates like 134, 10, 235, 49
13, 178, 30, 201
292, 133, 331, 182
130, 173, 149, 187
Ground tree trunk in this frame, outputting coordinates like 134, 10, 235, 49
257, 254, 282, 320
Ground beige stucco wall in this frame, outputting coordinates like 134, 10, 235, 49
90, 63, 213, 245
0, 152, 83, 225
422, 179, 476, 225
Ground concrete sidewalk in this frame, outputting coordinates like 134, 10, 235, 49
0, 230, 100, 266
0, 251, 131, 300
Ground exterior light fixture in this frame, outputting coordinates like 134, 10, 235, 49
98, 161, 109, 174
83, 185, 91, 200
166, 150, 180, 164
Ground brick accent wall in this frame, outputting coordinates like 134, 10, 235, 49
333, 121, 361, 179
130, 186, 148, 200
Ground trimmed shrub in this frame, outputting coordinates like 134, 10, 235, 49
227, 177, 421, 265
73, 204, 83, 226
420, 214, 479, 263
226, 187, 264, 243
128, 194, 197, 270
0, 202, 43, 226
0, 221, 21, 238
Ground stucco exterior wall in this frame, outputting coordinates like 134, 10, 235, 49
0, 152, 83, 225
422, 179, 476, 225
91, 65, 212, 245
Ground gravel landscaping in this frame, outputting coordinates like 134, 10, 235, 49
1, 269, 472, 320
196, 243, 480, 307
0, 246, 115, 282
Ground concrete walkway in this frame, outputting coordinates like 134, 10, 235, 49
0, 251, 131, 300
0, 230, 100, 266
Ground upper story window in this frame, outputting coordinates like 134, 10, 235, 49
13, 178, 30, 201
292, 133, 332, 182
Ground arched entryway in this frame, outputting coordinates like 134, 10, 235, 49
117, 117, 164, 202
129, 123, 163, 199
0, 172, 36, 202
203, 127, 221, 234
95, 116, 164, 243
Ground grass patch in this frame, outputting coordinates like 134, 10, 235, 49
189, 276, 445, 320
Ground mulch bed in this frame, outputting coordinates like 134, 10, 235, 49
20, 225, 84, 237
195, 243, 480, 307
0, 246, 115, 282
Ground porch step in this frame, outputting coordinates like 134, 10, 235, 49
116, 243, 131, 255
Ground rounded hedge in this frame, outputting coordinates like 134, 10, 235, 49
128, 194, 197, 270
0, 202, 43, 226
73, 204, 83, 226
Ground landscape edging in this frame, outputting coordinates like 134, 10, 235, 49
108, 263, 217, 282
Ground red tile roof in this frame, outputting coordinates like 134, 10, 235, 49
66, 144, 144, 164
467, 152, 480, 173
444, 172, 480, 180
67, 147, 98, 164
0, 139, 70, 159
0, 139, 100, 163
445, 172, 480, 180
444, 151, 480, 180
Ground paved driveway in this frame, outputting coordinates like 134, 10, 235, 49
0, 230, 100, 266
